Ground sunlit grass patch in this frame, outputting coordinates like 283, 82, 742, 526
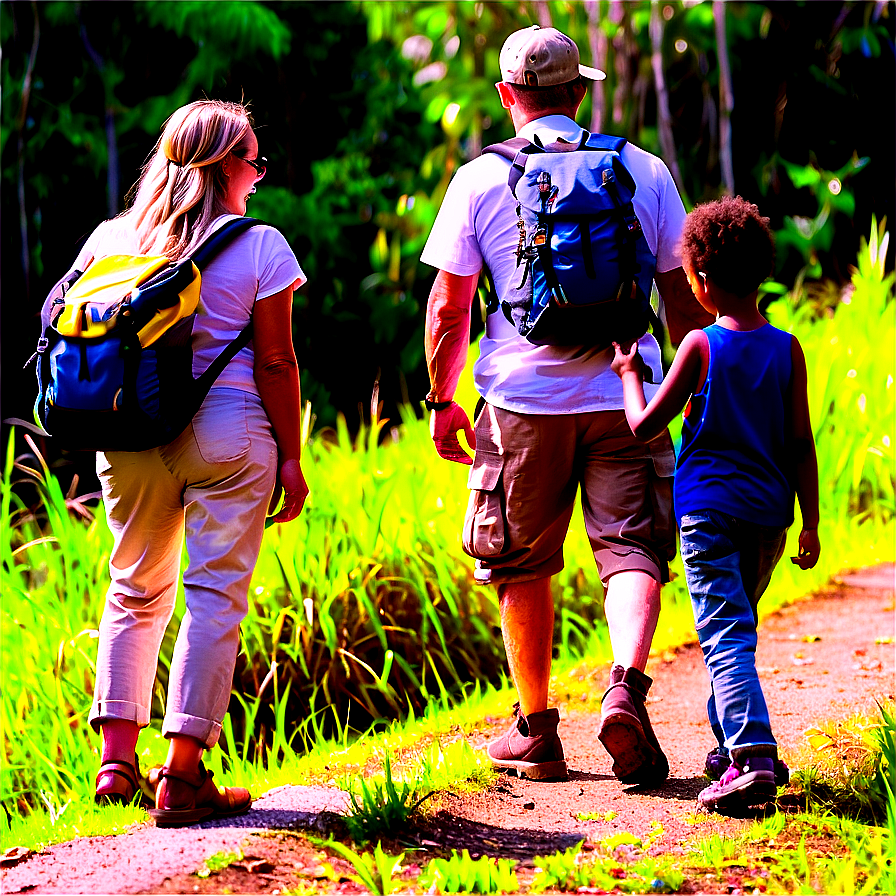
790, 700, 896, 825
0, 795, 147, 853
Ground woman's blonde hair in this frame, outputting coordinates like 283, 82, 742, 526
124, 100, 253, 259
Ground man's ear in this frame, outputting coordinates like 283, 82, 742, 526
496, 81, 515, 110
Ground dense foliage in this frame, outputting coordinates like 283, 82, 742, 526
2, 1, 893, 441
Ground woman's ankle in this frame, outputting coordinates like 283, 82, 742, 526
163, 734, 205, 775
100, 719, 139, 764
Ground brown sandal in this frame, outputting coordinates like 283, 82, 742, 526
95, 755, 140, 806
149, 763, 251, 828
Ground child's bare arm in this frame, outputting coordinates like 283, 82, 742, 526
789, 336, 821, 569
611, 330, 707, 441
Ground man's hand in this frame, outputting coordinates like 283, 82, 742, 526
791, 527, 821, 569
610, 340, 644, 379
267, 457, 309, 524
430, 401, 476, 465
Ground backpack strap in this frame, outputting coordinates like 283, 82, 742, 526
191, 216, 263, 269
193, 320, 254, 394
483, 138, 546, 197
188, 218, 265, 389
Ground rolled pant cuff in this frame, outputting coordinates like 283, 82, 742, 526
731, 743, 778, 763
163, 712, 223, 749
89, 699, 150, 733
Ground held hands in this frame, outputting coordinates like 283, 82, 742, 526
610, 340, 644, 379
430, 401, 476, 465
791, 527, 821, 569
267, 457, 309, 524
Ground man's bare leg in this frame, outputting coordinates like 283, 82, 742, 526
599, 569, 669, 784
498, 576, 554, 716
486, 574, 567, 781
604, 570, 661, 671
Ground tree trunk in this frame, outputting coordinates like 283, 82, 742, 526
79, 18, 120, 216
650, 1, 685, 197
16, 1, 40, 298
714, 0, 734, 194
610, 1, 630, 130
586, 0, 608, 134
531, 1, 553, 29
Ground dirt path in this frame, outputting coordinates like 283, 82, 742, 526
2, 565, 893, 895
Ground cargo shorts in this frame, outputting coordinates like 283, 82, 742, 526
462, 402, 676, 587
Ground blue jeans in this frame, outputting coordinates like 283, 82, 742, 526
679, 510, 788, 760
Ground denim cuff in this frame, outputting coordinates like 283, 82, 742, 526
731, 743, 778, 763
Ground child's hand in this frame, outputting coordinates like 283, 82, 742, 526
790, 527, 820, 569
611, 340, 643, 378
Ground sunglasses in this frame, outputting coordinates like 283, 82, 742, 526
231, 152, 267, 178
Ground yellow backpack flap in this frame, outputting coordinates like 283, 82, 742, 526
54, 254, 201, 347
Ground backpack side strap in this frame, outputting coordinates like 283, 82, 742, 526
193, 321, 254, 394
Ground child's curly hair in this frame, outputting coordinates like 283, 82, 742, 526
680, 196, 775, 297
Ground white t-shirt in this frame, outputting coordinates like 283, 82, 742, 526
78, 214, 304, 396
421, 115, 687, 414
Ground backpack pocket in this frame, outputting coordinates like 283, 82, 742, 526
47, 334, 130, 412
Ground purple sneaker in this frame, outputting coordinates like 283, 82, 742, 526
704, 747, 790, 787
697, 757, 777, 812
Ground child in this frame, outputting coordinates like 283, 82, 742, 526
611, 195, 821, 812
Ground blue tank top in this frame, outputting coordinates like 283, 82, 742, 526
674, 323, 795, 527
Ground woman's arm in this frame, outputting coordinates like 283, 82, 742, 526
611, 328, 708, 441
789, 336, 821, 568
253, 285, 308, 522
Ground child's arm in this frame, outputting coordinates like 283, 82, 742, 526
611, 330, 708, 441
789, 336, 821, 569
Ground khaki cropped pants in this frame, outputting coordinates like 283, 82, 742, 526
88, 387, 278, 748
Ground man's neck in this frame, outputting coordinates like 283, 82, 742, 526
512, 106, 578, 134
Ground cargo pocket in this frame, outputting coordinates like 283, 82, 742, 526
462, 450, 506, 559
648, 430, 677, 561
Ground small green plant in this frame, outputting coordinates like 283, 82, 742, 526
685, 832, 744, 872
343, 752, 431, 843
195, 848, 243, 879
325, 840, 405, 895
745, 809, 787, 842
419, 849, 518, 894
530, 839, 684, 894
530, 843, 595, 893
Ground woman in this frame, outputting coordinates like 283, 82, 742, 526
75, 100, 308, 826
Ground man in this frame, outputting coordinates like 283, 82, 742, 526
420, 25, 712, 786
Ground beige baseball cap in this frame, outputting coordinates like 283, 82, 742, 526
499, 25, 606, 88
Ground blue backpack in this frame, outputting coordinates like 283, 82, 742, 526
32, 217, 261, 452
482, 132, 657, 347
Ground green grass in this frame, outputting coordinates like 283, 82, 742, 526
2, 220, 893, 851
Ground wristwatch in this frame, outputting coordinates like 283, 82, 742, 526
424, 392, 452, 412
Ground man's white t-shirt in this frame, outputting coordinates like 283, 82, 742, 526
78, 214, 304, 397
421, 115, 687, 414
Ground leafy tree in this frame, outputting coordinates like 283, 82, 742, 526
2, 1, 893, 460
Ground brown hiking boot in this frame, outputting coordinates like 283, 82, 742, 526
149, 763, 251, 828
598, 665, 669, 786
486, 705, 569, 781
